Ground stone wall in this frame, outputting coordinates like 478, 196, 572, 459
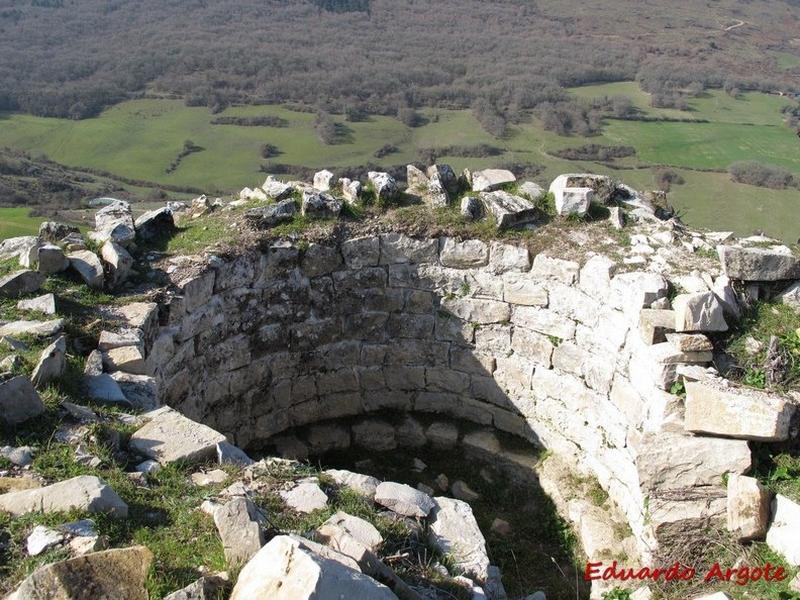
145, 233, 754, 564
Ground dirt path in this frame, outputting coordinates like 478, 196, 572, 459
724, 19, 746, 31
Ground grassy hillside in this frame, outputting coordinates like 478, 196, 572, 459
1, 83, 799, 241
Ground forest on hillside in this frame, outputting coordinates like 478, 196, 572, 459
0, 0, 798, 123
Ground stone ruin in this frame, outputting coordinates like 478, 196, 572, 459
2, 166, 800, 600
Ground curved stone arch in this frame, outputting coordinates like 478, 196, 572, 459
147, 233, 753, 564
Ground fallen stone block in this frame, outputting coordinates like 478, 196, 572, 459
322, 511, 383, 551
101, 240, 133, 287
302, 190, 343, 219
280, 481, 329, 513
0, 475, 128, 517
230, 535, 397, 600
555, 187, 593, 216
85, 373, 129, 405
0, 319, 64, 339
368, 171, 399, 200
135, 207, 175, 241
104, 344, 148, 375
0, 376, 45, 426
727, 474, 770, 542
0, 270, 45, 298
30, 335, 66, 388
36, 244, 69, 274
479, 190, 538, 230
262, 176, 295, 200
92, 199, 136, 247
684, 380, 794, 441
718, 245, 800, 281
323, 469, 379, 500
639, 309, 675, 345
16, 293, 56, 315
68, 250, 105, 289
471, 169, 515, 193
244, 199, 297, 229
672, 291, 728, 333
164, 574, 231, 600
767, 494, 800, 565
214, 497, 265, 566
129, 407, 227, 464
428, 497, 490, 580
11, 546, 151, 599
313, 169, 335, 191
374, 481, 434, 518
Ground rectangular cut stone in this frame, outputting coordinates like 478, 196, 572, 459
548, 283, 599, 325
530, 255, 579, 284
511, 307, 575, 340
648, 342, 712, 365
502, 275, 548, 306
718, 245, 800, 282
638, 309, 675, 345
441, 297, 510, 325
727, 474, 770, 542
665, 333, 713, 352
766, 494, 800, 565
633, 429, 751, 492
684, 381, 794, 441
478, 191, 538, 230
129, 407, 227, 464
510, 327, 554, 367
439, 238, 489, 269
379, 233, 438, 265
488, 242, 531, 274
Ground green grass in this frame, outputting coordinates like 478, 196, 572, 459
773, 51, 800, 71
725, 301, 800, 391
1, 84, 800, 241
601, 120, 800, 174
0, 207, 44, 238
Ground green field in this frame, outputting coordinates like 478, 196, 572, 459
773, 51, 800, 71
0, 207, 44, 239
1, 82, 799, 241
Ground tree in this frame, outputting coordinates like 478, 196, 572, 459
315, 111, 337, 145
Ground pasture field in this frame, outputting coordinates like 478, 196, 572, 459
774, 51, 800, 71
0, 207, 44, 239
1, 82, 799, 240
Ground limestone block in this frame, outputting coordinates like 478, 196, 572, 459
531, 254, 579, 284
555, 187, 593, 216
511, 306, 576, 340
374, 482, 434, 518
0, 376, 45, 426
323, 469, 380, 500
230, 535, 397, 600
767, 494, 800, 565
0, 270, 45, 298
471, 168, 516, 192
428, 497, 490, 580
503, 275, 548, 306
129, 407, 227, 464
439, 238, 489, 268
479, 190, 538, 229
718, 245, 800, 281
673, 292, 728, 333
11, 546, 151, 600
684, 381, 794, 441
0, 475, 127, 517
726, 474, 770, 542
638, 309, 676, 345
